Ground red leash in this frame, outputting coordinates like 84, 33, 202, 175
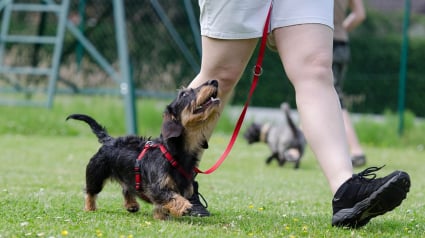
195, 7, 272, 175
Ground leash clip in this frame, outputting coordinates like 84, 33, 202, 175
145, 141, 154, 147
253, 65, 263, 76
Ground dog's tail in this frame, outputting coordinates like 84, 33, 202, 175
66, 114, 112, 144
281, 103, 300, 138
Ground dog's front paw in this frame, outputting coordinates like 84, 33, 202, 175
124, 199, 140, 213
126, 203, 140, 213
123, 192, 140, 212
181, 203, 193, 216
153, 205, 169, 220
162, 195, 192, 217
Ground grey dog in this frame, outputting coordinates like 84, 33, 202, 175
244, 103, 307, 169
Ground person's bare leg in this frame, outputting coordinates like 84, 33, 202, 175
187, 37, 258, 217
342, 109, 364, 156
274, 24, 352, 194
188, 37, 258, 140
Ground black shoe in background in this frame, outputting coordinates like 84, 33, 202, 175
187, 181, 210, 217
351, 155, 366, 167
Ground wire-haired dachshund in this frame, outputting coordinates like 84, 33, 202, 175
66, 80, 220, 220
244, 102, 306, 169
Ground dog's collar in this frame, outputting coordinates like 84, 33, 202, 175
260, 123, 271, 143
134, 141, 193, 191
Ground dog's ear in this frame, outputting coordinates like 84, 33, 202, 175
161, 111, 183, 140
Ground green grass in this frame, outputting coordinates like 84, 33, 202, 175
1, 135, 424, 237
0, 95, 164, 136
0, 95, 235, 137
1, 95, 424, 237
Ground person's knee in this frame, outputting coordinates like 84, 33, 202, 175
218, 69, 242, 95
286, 51, 333, 88
198, 37, 256, 97
305, 50, 332, 79
200, 66, 242, 97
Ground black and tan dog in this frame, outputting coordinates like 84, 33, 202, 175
244, 102, 306, 169
67, 80, 220, 220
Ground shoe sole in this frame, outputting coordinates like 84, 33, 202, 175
187, 210, 210, 217
332, 171, 410, 228
184, 208, 210, 217
185, 202, 210, 217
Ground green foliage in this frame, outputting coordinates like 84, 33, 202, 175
232, 10, 425, 117
4, 3, 424, 117
356, 110, 425, 148
344, 35, 425, 117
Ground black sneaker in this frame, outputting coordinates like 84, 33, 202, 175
351, 155, 366, 167
332, 166, 410, 228
187, 181, 210, 217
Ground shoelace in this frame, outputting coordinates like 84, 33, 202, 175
192, 192, 208, 209
356, 165, 385, 180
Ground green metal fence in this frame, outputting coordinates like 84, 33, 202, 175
1, 0, 424, 135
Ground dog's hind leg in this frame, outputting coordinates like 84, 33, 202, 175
84, 155, 110, 211
294, 159, 301, 169
277, 158, 287, 167
265, 153, 277, 165
120, 184, 139, 212
84, 194, 97, 211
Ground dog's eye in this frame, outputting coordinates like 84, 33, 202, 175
179, 91, 188, 98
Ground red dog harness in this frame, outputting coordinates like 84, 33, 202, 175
134, 141, 193, 191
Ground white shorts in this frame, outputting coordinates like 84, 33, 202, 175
199, 0, 334, 39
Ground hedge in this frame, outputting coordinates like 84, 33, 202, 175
232, 13, 425, 117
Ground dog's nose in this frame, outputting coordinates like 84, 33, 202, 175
209, 80, 218, 87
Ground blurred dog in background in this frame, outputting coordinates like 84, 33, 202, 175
244, 102, 306, 169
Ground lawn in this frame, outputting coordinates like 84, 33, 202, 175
0, 96, 424, 237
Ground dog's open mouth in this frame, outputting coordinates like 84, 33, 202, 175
194, 95, 220, 114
